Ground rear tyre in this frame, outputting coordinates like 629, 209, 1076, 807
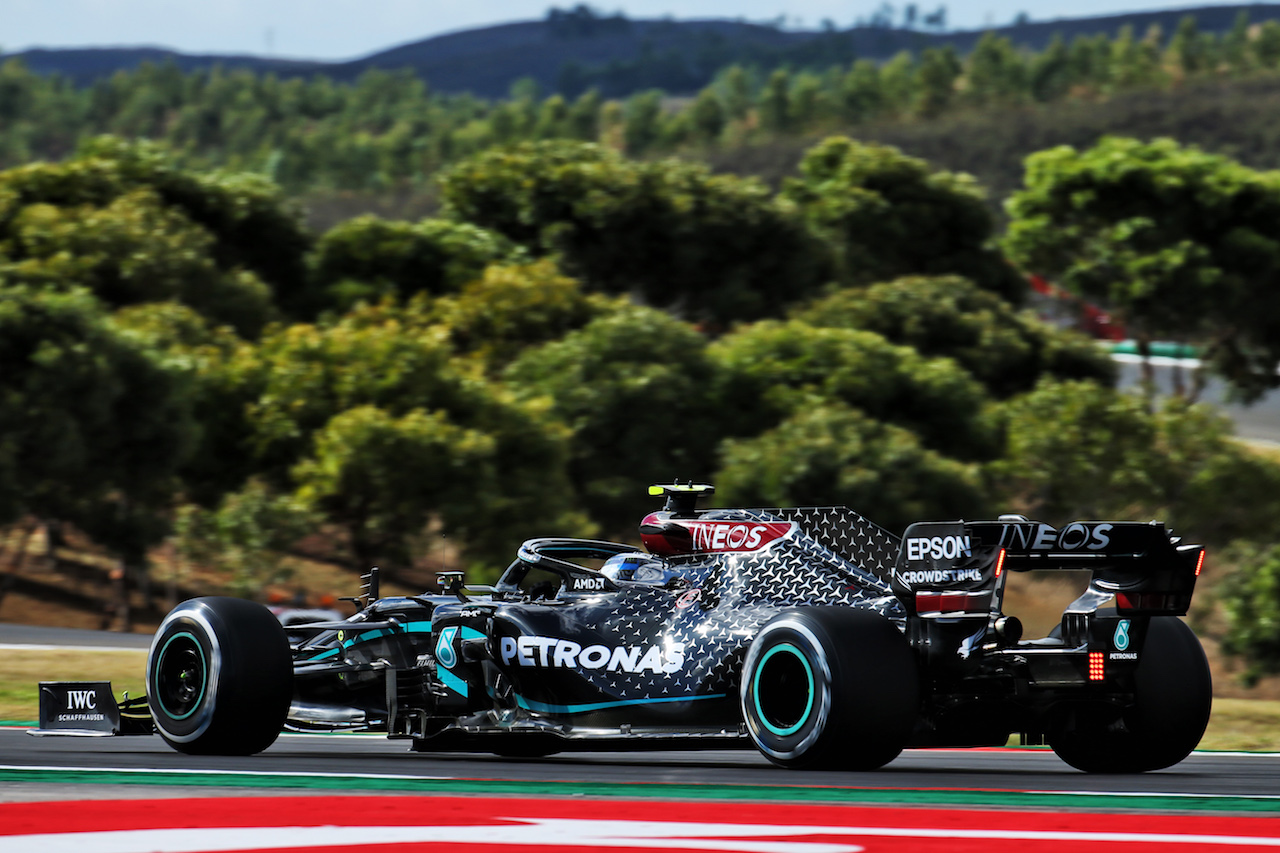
1049, 617, 1211, 773
741, 607, 918, 770
147, 596, 292, 755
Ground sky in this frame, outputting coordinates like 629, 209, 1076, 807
3, 1, 1270, 60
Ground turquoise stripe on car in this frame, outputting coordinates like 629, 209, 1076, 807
303, 619, 434, 661
438, 667, 469, 698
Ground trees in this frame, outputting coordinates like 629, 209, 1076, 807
291, 406, 495, 572
504, 306, 722, 533
914, 47, 961, 117
173, 479, 317, 598
1004, 136, 1280, 401
708, 320, 998, 462
782, 137, 1027, 302
992, 379, 1280, 536
309, 215, 515, 311
424, 260, 621, 371
109, 301, 263, 506
964, 33, 1028, 106
717, 404, 986, 534
0, 285, 196, 563
994, 379, 1164, 522
0, 136, 312, 327
245, 309, 470, 480
1221, 542, 1280, 686
438, 140, 830, 325
243, 304, 584, 571
1, 188, 274, 336
791, 276, 1115, 398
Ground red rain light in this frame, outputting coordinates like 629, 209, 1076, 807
1195, 550, 1206, 577
1088, 651, 1105, 681
916, 592, 941, 612
994, 548, 1006, 579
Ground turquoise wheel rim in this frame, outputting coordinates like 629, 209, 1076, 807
155, 631, 208, 721
752, 642, 816, 737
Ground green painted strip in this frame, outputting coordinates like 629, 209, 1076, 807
1108, 340, 1201, 359
1, 766, 1277, 814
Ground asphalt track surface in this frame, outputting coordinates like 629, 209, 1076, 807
1115, 356, 1280, 444
4, 727, 1279, 804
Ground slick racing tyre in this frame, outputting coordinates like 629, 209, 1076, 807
1049, 616, 1211, 773
741, 607, 919, 770
147, 596, 292, 755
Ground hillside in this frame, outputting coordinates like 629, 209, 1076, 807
5, 4, 1280, 98
704, 74, 1280, 209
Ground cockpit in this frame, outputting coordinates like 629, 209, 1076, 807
494, 539, 685, 601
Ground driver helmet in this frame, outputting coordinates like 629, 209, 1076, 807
600, 552, 682, 586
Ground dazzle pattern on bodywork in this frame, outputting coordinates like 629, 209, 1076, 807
765, 507, 903, 582
503, 508, 904, 716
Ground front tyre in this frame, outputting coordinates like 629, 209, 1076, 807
741, 607, 918, 770
147, 596, 292, 755
1050, 617, 1211, 773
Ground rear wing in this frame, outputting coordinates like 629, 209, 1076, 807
893, 519, 1204, 617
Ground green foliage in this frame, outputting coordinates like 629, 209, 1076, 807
504, 306, 721, 532
1005, 136, 1280, 401
783, 137, 1026, 301
994, 379, 1162, 520
716, 404, 987, 534
292, 405, 496, 571
174, 479, 318, 597
708, 319, 998, 461
914, 47, 962, 117
310, 214, 515, 311
791, 276, 1115, 397
1220, 541, 1280, 686
245, 309, 467, 478
1, 189, 273, 336
108, 301, 263, 505
994, 380, 1280, 540
425, 259, 622, 371
243, 303, 585, 569
964, 33, 1028, 106
439, 140, 830, 325
7, 15, 1280, 194
1147, 399, 1280, 544
0, 284, 196, 562
0, 137, 311, 328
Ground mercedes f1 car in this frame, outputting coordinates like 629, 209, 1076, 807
37, 483, 1212, 772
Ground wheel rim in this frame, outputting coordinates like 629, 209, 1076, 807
752, 643, 815, 737
155, 631, 207, 721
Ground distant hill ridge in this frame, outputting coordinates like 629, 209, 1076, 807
6, 4, 1280, 98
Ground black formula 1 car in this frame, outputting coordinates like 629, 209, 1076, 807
36, 483, 1212, 773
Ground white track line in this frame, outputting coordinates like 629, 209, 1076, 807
8, 819, 1280, 853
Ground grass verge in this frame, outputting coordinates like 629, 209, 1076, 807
0, 649, 147, 721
